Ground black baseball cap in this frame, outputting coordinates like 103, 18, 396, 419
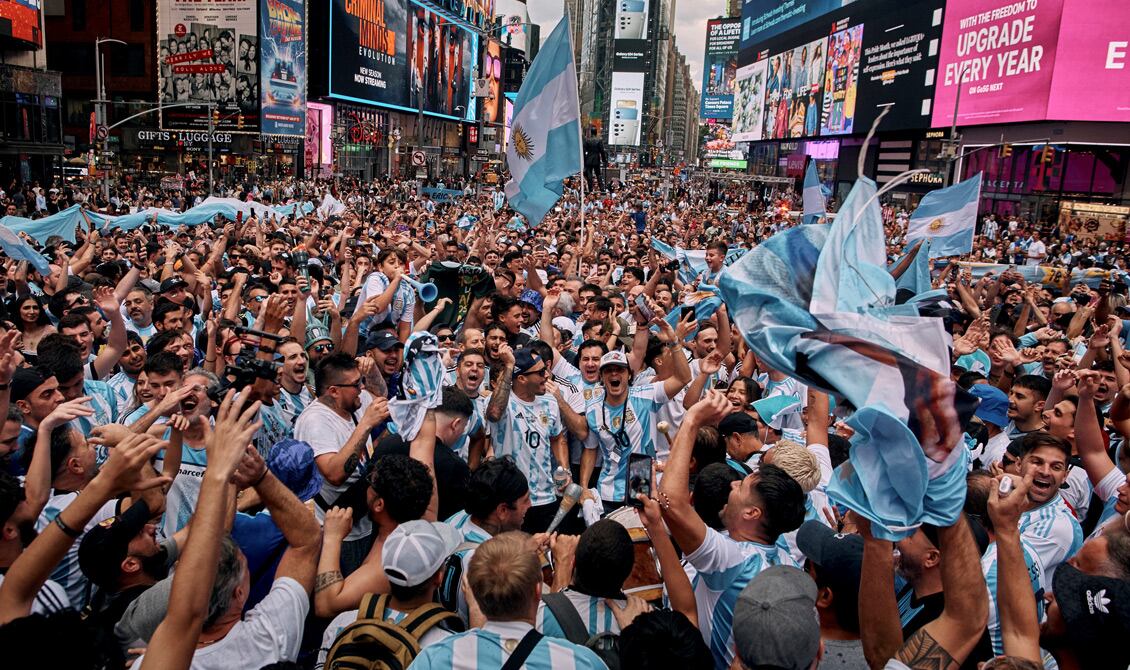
1051, 563, 1130, 668
78, 500, 153, 591
719, 412, 759, 437
158, 277, 189, 293
796, 520, 864, 631
365, 329, 404, 352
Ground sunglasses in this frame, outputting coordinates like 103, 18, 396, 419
484, 54, 502, 79
312, 344, 333, 353
437, 333, 456, 342
331, 380, 363, 390
251, 295, 267, 303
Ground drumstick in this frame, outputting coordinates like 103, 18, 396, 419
657, 421, 672, 450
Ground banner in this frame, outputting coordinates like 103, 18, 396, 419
158, 0, 260, 131
702, 18, 742, 119
259, 0, 305, 136
1058, 201, 1130, 242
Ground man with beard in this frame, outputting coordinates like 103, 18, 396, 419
148, 369, 214, 538
104, 332, 146, 416
123, 286, 157, 344
450, 349, 488, 465
1014, 432, 1083, 580
0, 471, 69, 614
274, 338, 313, 430
1006, 375, 1050, 439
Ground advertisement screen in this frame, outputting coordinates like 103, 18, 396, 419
614, 39, 650, 72
762, 35, 829, 140
481, 39, 503, 125
158, 0, 260, 131
406, 2, 478, 120
614, 0, 650, 40
305, 101, 333, 175
930, 0, 1064, 127
260, 0, 305, 136
820, 25, 862, 135
1046, 0, 1130, 123
700, 120, 742, 160
740, 0, 856, 53
732, 59, 767, 141
702, 18, 742, 119
609, 71, 645, 146
328, 0, 410, 110
0, 0, 42, 48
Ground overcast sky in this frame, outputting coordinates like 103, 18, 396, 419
527, 0, 728, 95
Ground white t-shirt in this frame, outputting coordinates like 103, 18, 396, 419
134, 578, 308, 670
1026, 239, 1046, 265
294, 393, 375, 542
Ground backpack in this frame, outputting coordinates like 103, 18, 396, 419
437, 541, 479, 613
323, 593, 464, 670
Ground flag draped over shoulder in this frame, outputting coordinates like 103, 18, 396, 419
503, 16, 582, 226
907, 173, 982, 258
719, 177, 976, 541
802, 161, 825, 225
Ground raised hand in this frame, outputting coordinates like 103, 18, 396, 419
231, 445, 268, 490
986, 472, 1033, 531
93, 433, 171, 495
323, 506, 354, 542
40, 396, 94, 432
0, 329, 20, 384
497, 343, 516, 367
204, 390, 263, 481
687, 390, 732, 427
1051, 368, 1077, 393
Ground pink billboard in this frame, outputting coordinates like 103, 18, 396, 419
1046, 0, 1130, 122
931, 0, 1065, 127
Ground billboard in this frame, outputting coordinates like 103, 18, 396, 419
930, 0, 1064, 127
0, 0, 42, 48
614, 39, 650, 72
732, 59, 767, 141
702, 18, 742, 119
1046, 0, 1130, 123
158, 0, 260, 132
820, 25, 862, 136
739, 0, 856, 53
328, 0, 410, 110
260, 0, 305, 136
609, 72, 645, 146
406, 2, 478, 120
762, 35, 829, 140
305, 101, 333, 175
700, 120, 741, 160
614, 0, 650, 40
481, 39, 502, 125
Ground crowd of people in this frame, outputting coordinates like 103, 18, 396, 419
0, 171, 1125, 670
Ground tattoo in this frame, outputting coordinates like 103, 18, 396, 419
314, 570, 343, 594
487, 370, 513, 420
343, 454, 360, 477
895, 628, 958, 670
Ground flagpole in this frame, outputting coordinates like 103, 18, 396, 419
567, 8, 585, 276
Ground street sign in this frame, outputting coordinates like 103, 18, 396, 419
411, 150, 427, 167
95, 125, 108, 141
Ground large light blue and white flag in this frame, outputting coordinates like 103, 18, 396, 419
907, 172, 982, 258
802, 161, 825, 225
503, 15, 582, 226
893, 239, 932, 297
0, 224, 51, 275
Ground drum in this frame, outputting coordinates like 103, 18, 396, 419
606, 506, 664, 602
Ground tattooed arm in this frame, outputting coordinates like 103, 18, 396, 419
313, 397, 389, 486
485, 344, 516, 423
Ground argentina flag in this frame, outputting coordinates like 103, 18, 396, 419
0, 224, 51, 275
802, 160, 825, 224
906, 173, 982, 258
503, 15, 582, 226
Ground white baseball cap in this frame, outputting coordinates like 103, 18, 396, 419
381, 520, 463, 587
551, 316, 577, 337
599, 350, 631, 372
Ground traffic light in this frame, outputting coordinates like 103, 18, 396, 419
237, 114, 244, 130
1040, 144, 1055, 164
999, 144, 1013, 158
212, 108, 220, 125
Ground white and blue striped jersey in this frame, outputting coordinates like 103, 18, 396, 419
253, 401, 294, 456
982, 538, 1045, 656
685, 527, 798, 669
124, 320, 157, 344
450, 396, 487, 462
1018, 495, 1083, 582
443, 511, 492, 622
122, 403, 151, 427
357, 272, 416, 326
1089, 466, 1126, 539
762, 376, 807, 432
583, 383, 670, 503
155, 442, 208, 539
34, 492, 119, 607
487, 394, 565, 506
0, 575, 69, 616
536, 589, 624, 639
103, 371, 136, 417
408, 620, 606, 670
275, 385, 314, 432
76, 379, 118, 438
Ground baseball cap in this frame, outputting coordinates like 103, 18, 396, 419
968, 383, 1009, 429
382, 520, 463, 587
1051, 563, 1130, 668
512, 348, 544, 377
365, 329, 404, 352
78, 500, 154, 590
719, 412, 759, 437
551, 316, 577, 338
11, 367, 51, 403
305, 324, 333, 350
599, 350, 630, 372
796, 520, 864, 631
518, 288, 543, 314
158, 277, 188, 294
267, 439, 323, 502
733, 565, 821, 670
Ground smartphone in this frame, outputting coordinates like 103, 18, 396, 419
626, 454, 653, 508
680, 305, 695, 321
634, 294, 654, 321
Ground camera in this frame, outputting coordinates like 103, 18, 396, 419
206, 326, 284, 402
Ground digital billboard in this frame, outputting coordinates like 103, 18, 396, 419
305, 101, 333, 175
700, 120, 742, 160
1045, 0, 1130, 123
762, 35, 829, 140
732, 59, 767, 141
0, 0, 42, 48
821, 26, 861, 136
481, 39, 502, 125
702, 18, 741, 119
329, 0, 410, 110
614, 40, 650, 72
406, 2, 478, 120
260, 0, 305, 136
739, 0, 856, 54
609, 72, 645, 146
158, 0, 260, 132
930, 0, 1064, 127
614, 0, 650, 40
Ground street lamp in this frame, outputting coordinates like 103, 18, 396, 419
941, 62, 973, 187
95, 37, 126, 201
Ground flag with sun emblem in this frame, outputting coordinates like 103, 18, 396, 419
503, 15, 582, 226
906, 172, 982, 258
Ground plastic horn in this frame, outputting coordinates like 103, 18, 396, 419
402, 275, 439, 302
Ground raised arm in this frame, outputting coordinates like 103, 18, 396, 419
92, 286, 128, 379
987, 473, 1043, 665
1075, 371, 1120, 486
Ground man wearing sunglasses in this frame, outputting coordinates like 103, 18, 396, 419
484, 347, 568, 533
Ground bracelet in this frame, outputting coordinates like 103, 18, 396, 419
0, 383, 9, 390
251, 468, 269, 488
53, 514, 82, 538
658, 491, 672, 511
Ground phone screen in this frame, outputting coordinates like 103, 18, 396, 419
634, 294, 654, 321
626, 454, 653, 508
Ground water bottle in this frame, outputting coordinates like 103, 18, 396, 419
553, 466, 571, 494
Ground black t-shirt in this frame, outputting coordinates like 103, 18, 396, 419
899, 585, 994, 669
373, 434, 469, 522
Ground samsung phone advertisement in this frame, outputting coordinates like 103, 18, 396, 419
702, 18, 742, 119
614, 0, 650, 40
260, 0, 305, 136
329, 0, 411, 110
609, 72, 645, 146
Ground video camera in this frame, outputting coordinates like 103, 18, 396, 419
206, 326, 284, 403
